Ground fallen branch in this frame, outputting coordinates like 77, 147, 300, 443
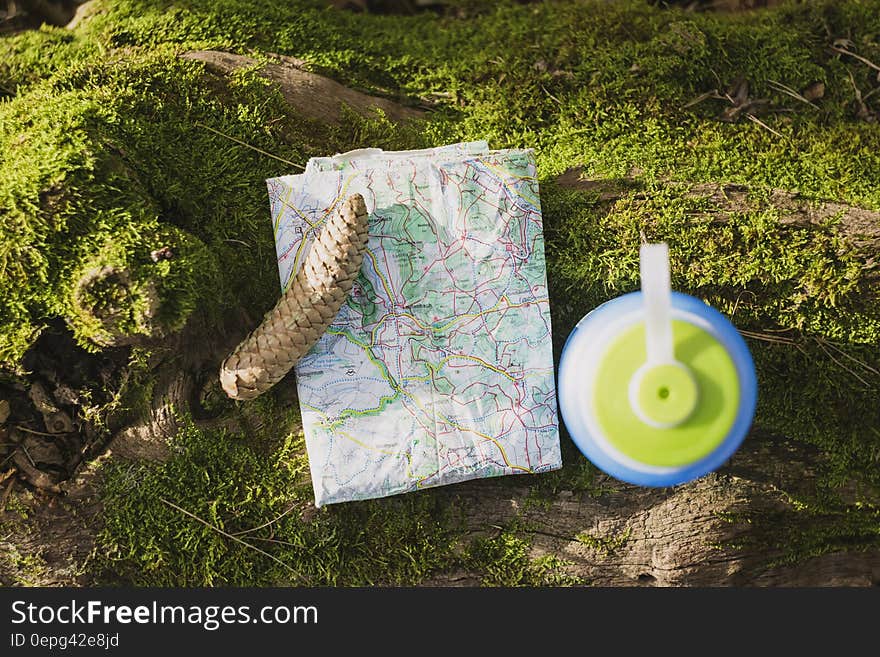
830, 44, 880, 74
161, 498, 310, 584
193, 122, 303, 169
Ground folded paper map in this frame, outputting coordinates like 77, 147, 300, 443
268, 142, 561, 506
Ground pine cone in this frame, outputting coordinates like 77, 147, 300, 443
220, 193, 370, 400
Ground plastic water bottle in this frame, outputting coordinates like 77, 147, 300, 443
557, 243, 757, 486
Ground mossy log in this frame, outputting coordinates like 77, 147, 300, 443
6, 169, 878, 586
1, 0, 879, 587
431, 441, 880, 587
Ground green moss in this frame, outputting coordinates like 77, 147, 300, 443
753, 341, 880, 491
12, 0, 875, 205
764, 502, 880, 567
575, 528, 631, 556
65, 224, 216, 347
0, 53, 317, 363
464, 531, 580, 586
715, 498, 880, 568
0, 25, 99, 92
1, 0, 879, 582
0, 492, 30, 520
544, 184, 879, 345
525, 443, 620, 503
97, 417, 460, 585
0, 494, 46, 585
3, 548, 50, 587
4, 0, 879, 355
96, 404, 580, 587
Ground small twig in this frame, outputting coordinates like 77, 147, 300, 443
739, 329, 798, 345
194, 122, 304, 170
846, 70, 877, 121
814, 338, 880, 377
746, 113, 784, 139
231, 502, 298, 537
793, 342, 812, 359
14, 425, 57, 438
730, 290, 757, 319
744, 329, 878, 384
682, 89, 722, 109
161, 498, 308, 584
846, 70, 867, 105
540, 84, 562, 105
760, 326, 798, 334
12, 451, 63, 493
767, 80, 819, 110
223, 238, 252, 248
847, 69, 862, 96
814, 339, 872, 388
19, 444, 36, 468
0, 477, 14, 511
830, 44, 880, 73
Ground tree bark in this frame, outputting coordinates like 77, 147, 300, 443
179, 50, 426, 125
429, 432, 880, 586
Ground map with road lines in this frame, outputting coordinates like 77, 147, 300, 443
268, 142, 561, 506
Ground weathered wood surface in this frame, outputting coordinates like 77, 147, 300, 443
430, 433, 880, 586
555, 169, 880, 253
180, 50, 425, 125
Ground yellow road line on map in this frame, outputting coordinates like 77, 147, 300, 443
439, 353, 517, 383
281, 175, 360, 290
364, 249, 397, 305
275, 194, 319, 240
304, 365, 531, 477
385, 297, 507, 334
300, 402, 391, 443
335, 309, 534, 469
302, 403, 417, 480
432, 297, 505, 331
307, 279, 540, 477
433, 296, 548, 331
272, 184, 295, 240
370, 297, 549, 341
336, 429, 398, 456
479, 159, 541, 209
394, 387, 532, 477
